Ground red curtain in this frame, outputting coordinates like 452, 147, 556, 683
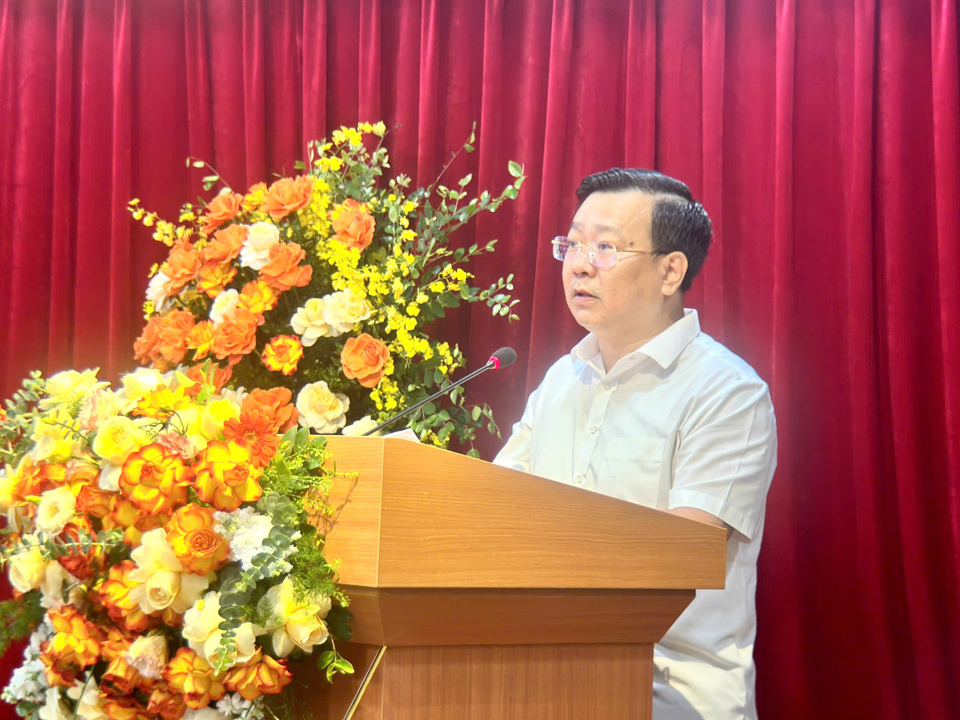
2, 1, 959, 717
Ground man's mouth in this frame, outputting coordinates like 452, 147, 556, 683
571, 288, 597, 301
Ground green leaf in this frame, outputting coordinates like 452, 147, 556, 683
508, 160, 523, 178
458, 174, 473, 187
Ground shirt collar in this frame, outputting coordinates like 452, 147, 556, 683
571, 308, 702, 373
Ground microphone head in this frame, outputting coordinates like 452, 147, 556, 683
488, 346, 517, 370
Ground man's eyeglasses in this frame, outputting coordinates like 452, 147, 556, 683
550, 236, 658, 269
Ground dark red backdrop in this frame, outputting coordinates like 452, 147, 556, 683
2, 1, 959, 718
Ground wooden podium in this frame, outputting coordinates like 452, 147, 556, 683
306, 437, 726, 720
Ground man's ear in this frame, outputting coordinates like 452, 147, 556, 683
660, 251, 688, 297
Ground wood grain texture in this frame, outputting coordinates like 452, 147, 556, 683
341, 586, 694, 646
320, 437, 726, 590
306, 643, 653, 720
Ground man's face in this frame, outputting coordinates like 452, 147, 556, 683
562, 190, 665, 345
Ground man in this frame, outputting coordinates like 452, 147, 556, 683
494, 168, 777, 719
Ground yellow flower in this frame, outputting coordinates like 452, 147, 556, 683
7, 544, 47, 593
119, 444, 193, 515
222, 649, 293, 701
193, 441, 263, 512
93, 415, 149, 466
259, 578, 331, 657
163, 647, 226, 709
129, 528, 211, 615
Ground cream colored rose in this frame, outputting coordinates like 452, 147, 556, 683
209, 288, 240, 326
296, 381, 349, 433
68, 677, 107, 720
291, 298, 331, 347
38, 687, 72, 720
259, 578, 331, 657
322, 289, 372, 335
126, 633, 170, 679
146, 271, 173, 313
239, 222, 280, 270
8, 544, 47, 593
129, 529, 211, 614
39, 369, 104, 411
182, 591, 259, 668
119, 367, 164, 407
342, 416, 380, 437
92, 415, 148, 465
35, 486, 77, 534
39, 561, 75, 608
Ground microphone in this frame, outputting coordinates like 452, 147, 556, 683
362, 347, 517, 436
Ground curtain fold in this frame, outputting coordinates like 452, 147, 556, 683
2, 1, 959, 717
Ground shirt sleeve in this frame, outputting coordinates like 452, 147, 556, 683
492, 387, 540, 474
668, 375, 777, 541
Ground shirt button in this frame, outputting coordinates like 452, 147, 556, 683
576, 474, 585, 484
589, 426, 598, 434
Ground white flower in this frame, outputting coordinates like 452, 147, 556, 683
209, 289, 241, 326
296, 381, 349, 433
39, 369, 105, 411
146, 271, 173, 312
67, 677, 107, 720
128, 529, 211, 614
182, 592, 259, 668
37, 687, 71, 720
126, 633, 170, 679
184, 708, 232, 720
239, 222, 280, 270
322, 289, 373, 335
118, 368, 164, 408
8, 544, 47, 594
35, 486, 77, 534
342, 416, 380, 437
290, 298, 331, 347
39, 561, 76, 610
1, 624, 50, 705
217, 693, 262, 720
259, 578, 331, 657
214, 508, 274, 570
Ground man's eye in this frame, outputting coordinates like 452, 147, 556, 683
596, 242, 618, 253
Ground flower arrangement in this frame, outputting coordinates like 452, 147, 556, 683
0, 366, 353, 720
130, 122, 524, 451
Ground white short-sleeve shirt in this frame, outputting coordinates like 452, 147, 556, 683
495, 309, 777, 720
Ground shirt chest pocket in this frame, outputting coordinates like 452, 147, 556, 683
597, 436, 666, 508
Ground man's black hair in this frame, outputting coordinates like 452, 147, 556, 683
575, 168, 712, 292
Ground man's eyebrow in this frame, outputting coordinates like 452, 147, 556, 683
568, 221, 624, 236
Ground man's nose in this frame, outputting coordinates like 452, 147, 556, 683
568, 244, 596, 274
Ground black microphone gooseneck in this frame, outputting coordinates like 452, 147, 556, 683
362, 347, 517, 437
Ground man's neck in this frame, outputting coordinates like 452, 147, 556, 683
598, 305, 685, 371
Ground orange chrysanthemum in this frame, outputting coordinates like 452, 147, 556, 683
258, 242, 312, 292
119, 444, 193, 516
261, 176, 313, 220
186, 321, 215, 361
165, 503, 230, 575
163, 647, 226, 709
238, 279, 279, 314
134, 310, 196, 370
261, 335, 303, 376
223, 649, 293, 701
201, 192, 244, 235
222, 410, 280, 467
332, 198, 375, 251
241, 387, 298, 432
193, 441, 263, 512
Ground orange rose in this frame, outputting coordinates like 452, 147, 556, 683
341, 333, 390, 388
147, 684, 188, 720
239, 279, 279, 314
223, 649, 293, 701
136, 311, 196, 370
163, 647, 226, 709
100, 625, 136, 663
332, 198, 375, 251
119, 444, 193, 515
100, 690, 153, 720
103, 654, 155, 695
98, 561, 162, 633
186, 321, 214, 361
75, 482, 116, 519
165, 504, 230, 575
261, 176, 313, 220
162, 242, 204, 295
203, 224, 247, 264
55, 520, 104, 580
202, 192, 244, 235
196, 261, 238, 298
241, 387, 298, 432
193, 441, 263, 512
222, 410, 281, 468
258, 242, 312, 292
211, 307, 262, 365
261, 335, 303, 375
41, 605, 104, 676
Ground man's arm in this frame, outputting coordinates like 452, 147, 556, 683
667, 506, 733, 538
